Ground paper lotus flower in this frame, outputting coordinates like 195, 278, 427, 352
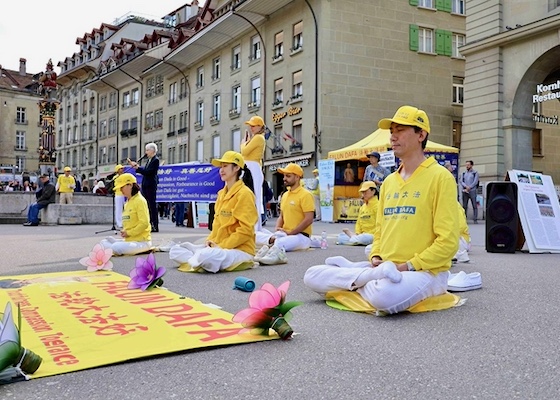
79, 243, 113, 272
232, 281, 302, 340
0, 302, 42, 380
128, 253, 166, 291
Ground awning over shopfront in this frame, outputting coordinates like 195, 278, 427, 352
264, 153, 314, 172
328, 128, 458, 162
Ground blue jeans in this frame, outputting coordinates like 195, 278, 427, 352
175, 202, 185, 226
27, 203, 47, 223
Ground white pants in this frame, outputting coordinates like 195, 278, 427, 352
169, 242, 253, 273
114, 195, 126, 228
245, 160, 263, 231
304, 262, 449, 314
100, 236, 151, 256
337, 232, 373, 246
255, 230, 311, 252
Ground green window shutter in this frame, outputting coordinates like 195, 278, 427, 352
436, 0, 445, 10
436, 29, 445, 55
409, 0, 419, 6
443, 0, 452, 12
410, 25, 419, 51
444, 30, 452, 56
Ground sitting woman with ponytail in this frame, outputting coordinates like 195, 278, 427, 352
169, 151, 258, 273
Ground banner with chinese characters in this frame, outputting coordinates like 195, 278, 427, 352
0, 270, 274, 379
137, 163, 222, 203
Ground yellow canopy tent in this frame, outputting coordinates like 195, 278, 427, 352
326, 129, 459, 217
327, 128, 458, 162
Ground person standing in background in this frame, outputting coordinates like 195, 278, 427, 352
363, 151, 390, 186
308, 168, 321, 221
128, 142, 160, 232
460, 160, 479, 224
56, 166, 76, 204
113, 164, 126, 229
241, 115, 266, 231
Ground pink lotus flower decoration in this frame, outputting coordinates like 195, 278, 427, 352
232, 281, 302, 340
79, 243, 113, 272
128, 253, 166, 291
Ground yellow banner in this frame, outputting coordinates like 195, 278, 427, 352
0, 270, 275, 379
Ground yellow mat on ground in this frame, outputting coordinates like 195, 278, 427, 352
0, 270, 276, 379
325, 290, 463, 314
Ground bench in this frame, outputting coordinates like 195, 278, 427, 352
41, 204, 114, 225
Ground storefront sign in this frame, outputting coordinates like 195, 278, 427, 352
533, 114, 558, 125
268, 158, 309, 172
271, 106, 303, 123
533, 81, 560, 103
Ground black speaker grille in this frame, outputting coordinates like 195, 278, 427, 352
487, 225, 516, 249
487, 195, 516, 223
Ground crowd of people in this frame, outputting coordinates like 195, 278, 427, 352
14, 106, 480, 315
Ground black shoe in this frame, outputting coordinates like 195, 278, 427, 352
151, 228, 159, 232
23, 221, 39, 226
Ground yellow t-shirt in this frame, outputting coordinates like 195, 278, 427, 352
370, 157, 459, 274
355, 196, 378, 235
57, 174, 76, 193
240, 134, 266, 165
207, 180, 258, 255
280, 185, 315, 237
122, 193, 151, 242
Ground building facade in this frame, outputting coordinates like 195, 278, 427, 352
0, 59, 42, 180
55, 0, 466, 196
461, 0, 560, 184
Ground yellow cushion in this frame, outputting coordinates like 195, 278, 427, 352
325, 290, 462, 314
177, 261, 255, 273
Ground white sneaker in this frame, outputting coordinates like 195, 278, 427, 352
254, 245, 270, 262
454, 250, 470, 263
259, 246, 288, 265
448, 271, 482, 292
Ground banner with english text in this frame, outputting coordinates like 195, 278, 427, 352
0, 270, 275, 379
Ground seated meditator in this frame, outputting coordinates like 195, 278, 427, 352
169, 151, 258, 273
254, 163, 315, 265
304, 105, 459, 315
454, 202, 471, 263
336, 181, 379, 246
100, 173, 152, 256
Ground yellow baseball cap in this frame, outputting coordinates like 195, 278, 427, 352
359, 181, 377, 192
313, 168, 319, 174
63, 166, 71, 172
278, 163, 303, 177
115, 164, 124, 172
244, 116, 265, 126
114, 173, 137, 189
211, 151, 245, 168
378, 105, 430, 133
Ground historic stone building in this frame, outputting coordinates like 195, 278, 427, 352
461, 0, 560, 184
55, 0, 466, 194
0, 59, 41, 180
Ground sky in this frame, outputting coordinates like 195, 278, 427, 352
0, 1, 189, 74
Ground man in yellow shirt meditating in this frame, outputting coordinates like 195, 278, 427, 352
304, 105, 459, 315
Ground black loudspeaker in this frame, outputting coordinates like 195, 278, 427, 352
485, 182, 519, 253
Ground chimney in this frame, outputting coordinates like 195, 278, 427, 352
19, 58, 26, 76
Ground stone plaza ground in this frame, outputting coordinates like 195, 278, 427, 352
1, 218, 559, 399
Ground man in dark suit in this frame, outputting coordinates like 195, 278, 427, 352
128, 142, 160, 232
24, 174, 56, 226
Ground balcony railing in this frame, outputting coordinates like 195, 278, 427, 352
210, 115, 220, 125
289, 142, 303, 152
228, 108, 240, 118
194, 121, 203, 130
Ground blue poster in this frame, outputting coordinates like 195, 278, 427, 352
137, 163, 222, 202
318, 159, 335, 222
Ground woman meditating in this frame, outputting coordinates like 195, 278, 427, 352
170, 151, 258, 273
100, 173, 151, 256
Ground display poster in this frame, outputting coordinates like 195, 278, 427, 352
318, 159, 335, 222
508, 170, 560, 253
